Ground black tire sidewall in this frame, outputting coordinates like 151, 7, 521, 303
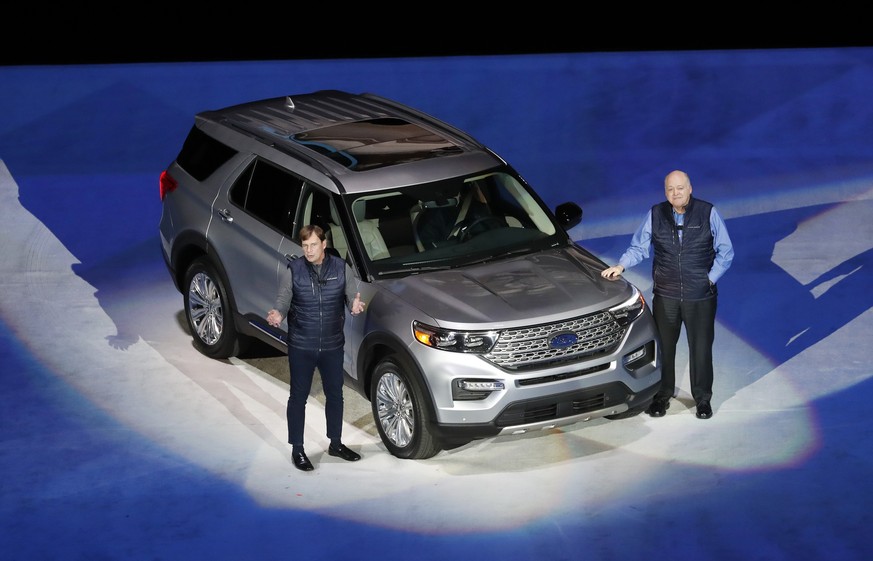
370, 353, 440, 460
183, 257, 239, 359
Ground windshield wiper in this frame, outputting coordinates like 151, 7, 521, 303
377, 263, 454, 276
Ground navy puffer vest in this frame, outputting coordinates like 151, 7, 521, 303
651, 197, 716, 301
287, 253, 346, 350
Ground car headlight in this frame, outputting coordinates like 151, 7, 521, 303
413, 321, 499, 353
609, 286, 646, 327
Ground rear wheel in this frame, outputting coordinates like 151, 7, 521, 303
370, 353, 441, 459
183, 257, 243, 359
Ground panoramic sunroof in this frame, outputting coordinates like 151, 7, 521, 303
291, 117, 463, 171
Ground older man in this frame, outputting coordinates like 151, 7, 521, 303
601, 170, 734, 419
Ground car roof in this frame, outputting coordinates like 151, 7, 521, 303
197, 90, 504, 194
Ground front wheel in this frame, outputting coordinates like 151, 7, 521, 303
183, 257, 243, 359
370, 353, 441, 459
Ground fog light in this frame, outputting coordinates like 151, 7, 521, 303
623, 341, 655, 371
625, 347, 645, 364
459, 380, 505, 391
453, 379, 506, 401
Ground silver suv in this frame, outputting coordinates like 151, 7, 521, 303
158, 90, 661, 459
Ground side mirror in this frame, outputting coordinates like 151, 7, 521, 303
555, 202, 583, 229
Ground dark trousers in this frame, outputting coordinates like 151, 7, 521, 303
286, 346, 345, 447
652, 295, 717, 404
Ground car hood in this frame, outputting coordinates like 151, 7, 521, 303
379, 246, 636, 326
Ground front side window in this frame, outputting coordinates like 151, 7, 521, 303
298, 187, 348, 259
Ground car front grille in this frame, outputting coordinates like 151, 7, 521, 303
494, 382, 632, 426
483, 310, 624, 371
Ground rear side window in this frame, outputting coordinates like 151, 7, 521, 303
176, 126, 238, 181
230, 159, 304, 236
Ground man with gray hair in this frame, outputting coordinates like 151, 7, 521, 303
601, 170, 734, 419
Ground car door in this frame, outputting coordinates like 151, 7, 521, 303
293, 185, 367, 380
208, 157, 304, 325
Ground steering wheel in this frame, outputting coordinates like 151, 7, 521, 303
454, 215, 506, 242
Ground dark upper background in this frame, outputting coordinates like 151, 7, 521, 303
4, 13, 871, 66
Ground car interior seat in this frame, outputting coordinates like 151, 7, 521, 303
351, 199, 391, 261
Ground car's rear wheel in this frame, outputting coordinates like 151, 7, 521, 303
370, 353, 441, 459
183, 257, 242, 359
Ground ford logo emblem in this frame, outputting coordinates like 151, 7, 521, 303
550, 331, 578, 348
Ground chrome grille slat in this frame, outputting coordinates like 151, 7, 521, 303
484, 311, 625, 370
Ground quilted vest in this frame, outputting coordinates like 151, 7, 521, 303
287, 253, 346, 350
650, 197, 716, 301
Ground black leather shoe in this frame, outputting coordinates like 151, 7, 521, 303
696, 401, 713, 419
292, 450, 314, 471
646, 398, 670, 417
328, 443, 361, 462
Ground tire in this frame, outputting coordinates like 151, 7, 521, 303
183, 257, 242, 359
370, 353, 441, 459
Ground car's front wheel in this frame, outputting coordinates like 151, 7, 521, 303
370, 353, 441, 460
183, 257, 242, 359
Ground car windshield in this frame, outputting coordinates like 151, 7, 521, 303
341, 168, 564, 277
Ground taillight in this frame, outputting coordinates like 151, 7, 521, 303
159, 170, 178, 201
